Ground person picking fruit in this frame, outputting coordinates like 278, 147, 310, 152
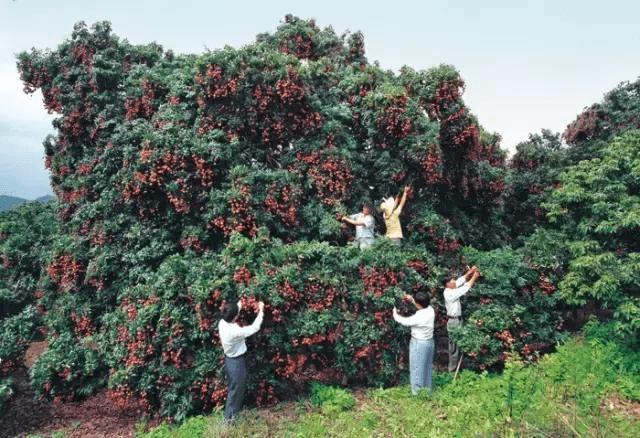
380, 186, 411, 246
218, 299, 265, 421
341, 202, 375, 249
392, 288, 436, 395
444, 266, 481, 372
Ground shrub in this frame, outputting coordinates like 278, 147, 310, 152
30, 331, 107, 402
0, 202, 57, 380
310, 383, 356, 414
0, 307, 37, 375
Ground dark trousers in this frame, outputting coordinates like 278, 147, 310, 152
224, 354, 247, 420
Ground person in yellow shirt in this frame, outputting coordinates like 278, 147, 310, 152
380, 186, 410, 246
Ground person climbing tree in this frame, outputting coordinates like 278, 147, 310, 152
380, 186, 410, 246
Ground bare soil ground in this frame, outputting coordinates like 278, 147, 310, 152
0, 367, 149, 438
1, 340, 157, 438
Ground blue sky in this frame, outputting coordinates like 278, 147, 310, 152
1, 0, 639, 198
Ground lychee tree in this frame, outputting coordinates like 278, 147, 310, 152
545, 130, 640, 340
13, 16, 564, 419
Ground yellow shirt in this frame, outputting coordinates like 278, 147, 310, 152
384, 208, 403, 238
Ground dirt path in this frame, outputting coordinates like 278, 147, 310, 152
0, 368, 147, 438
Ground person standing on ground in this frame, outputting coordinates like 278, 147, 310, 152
218, 299, 265, 421
341, 202, 375, 249
392, 290, 435, 395
444, 266, 480, 372
380, 186, 410, 246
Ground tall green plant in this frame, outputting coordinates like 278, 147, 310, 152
545, 130, 640, 339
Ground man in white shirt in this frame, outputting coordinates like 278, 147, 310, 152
392, 291, 436, 395
444, 266, 480, 372
218, 299, 265, 421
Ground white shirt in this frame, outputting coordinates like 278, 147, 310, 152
218, 301, 264, 357
444, 276, 471, 317
349, 213, 375, 239
392, 306, 435, 340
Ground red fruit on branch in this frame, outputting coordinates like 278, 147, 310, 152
538, 275, 557, 295
377, 95, 413, 145
359, 266, 401, 297
233, 266, 252, 285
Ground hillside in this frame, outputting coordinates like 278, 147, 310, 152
0, 194, 55, 213
0, 195, 27, 212
34, 195, 55, 203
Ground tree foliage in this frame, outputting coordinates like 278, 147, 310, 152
503, 130, 565, 241
545, 130, 640, 339
564, 78, 640, 162
0, 202, 57, 377
2, 17, 578, 418
451, 247, 565, 368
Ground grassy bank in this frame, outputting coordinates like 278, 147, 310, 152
139, 322, 638, 437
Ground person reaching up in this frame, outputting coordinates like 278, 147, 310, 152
218, 299, 265, 421
380, 186, 410, 246
392, 289, 435, 395
444, 266, 480, 372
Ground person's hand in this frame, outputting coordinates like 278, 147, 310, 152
258, 301, 265, 312
404, 186, 411, 194
404, 294, 415, 304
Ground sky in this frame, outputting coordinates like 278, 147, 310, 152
1, 0, 639, 199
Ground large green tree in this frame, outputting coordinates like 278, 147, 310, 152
10, 17, 564, 419
545, 129, 640, 339
564, 78, 640, 163
503, 130, 565, 241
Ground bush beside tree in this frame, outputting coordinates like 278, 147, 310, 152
544, 130, 640, 340
0, 202, 57, 375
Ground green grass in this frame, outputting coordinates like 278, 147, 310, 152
139, 322, 639, 437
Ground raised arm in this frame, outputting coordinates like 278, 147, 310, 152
234, 301, 265, 338
466, 271, 480, 288
448, 271, 480, 302
395, 186, 410, 214
445, 284, 470, 303
392, 307, 423, 327
463, 266, 478, 282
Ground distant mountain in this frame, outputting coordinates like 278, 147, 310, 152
0, 194, 55, 212
0, 195, 27, 212
35, 195, 55, 203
